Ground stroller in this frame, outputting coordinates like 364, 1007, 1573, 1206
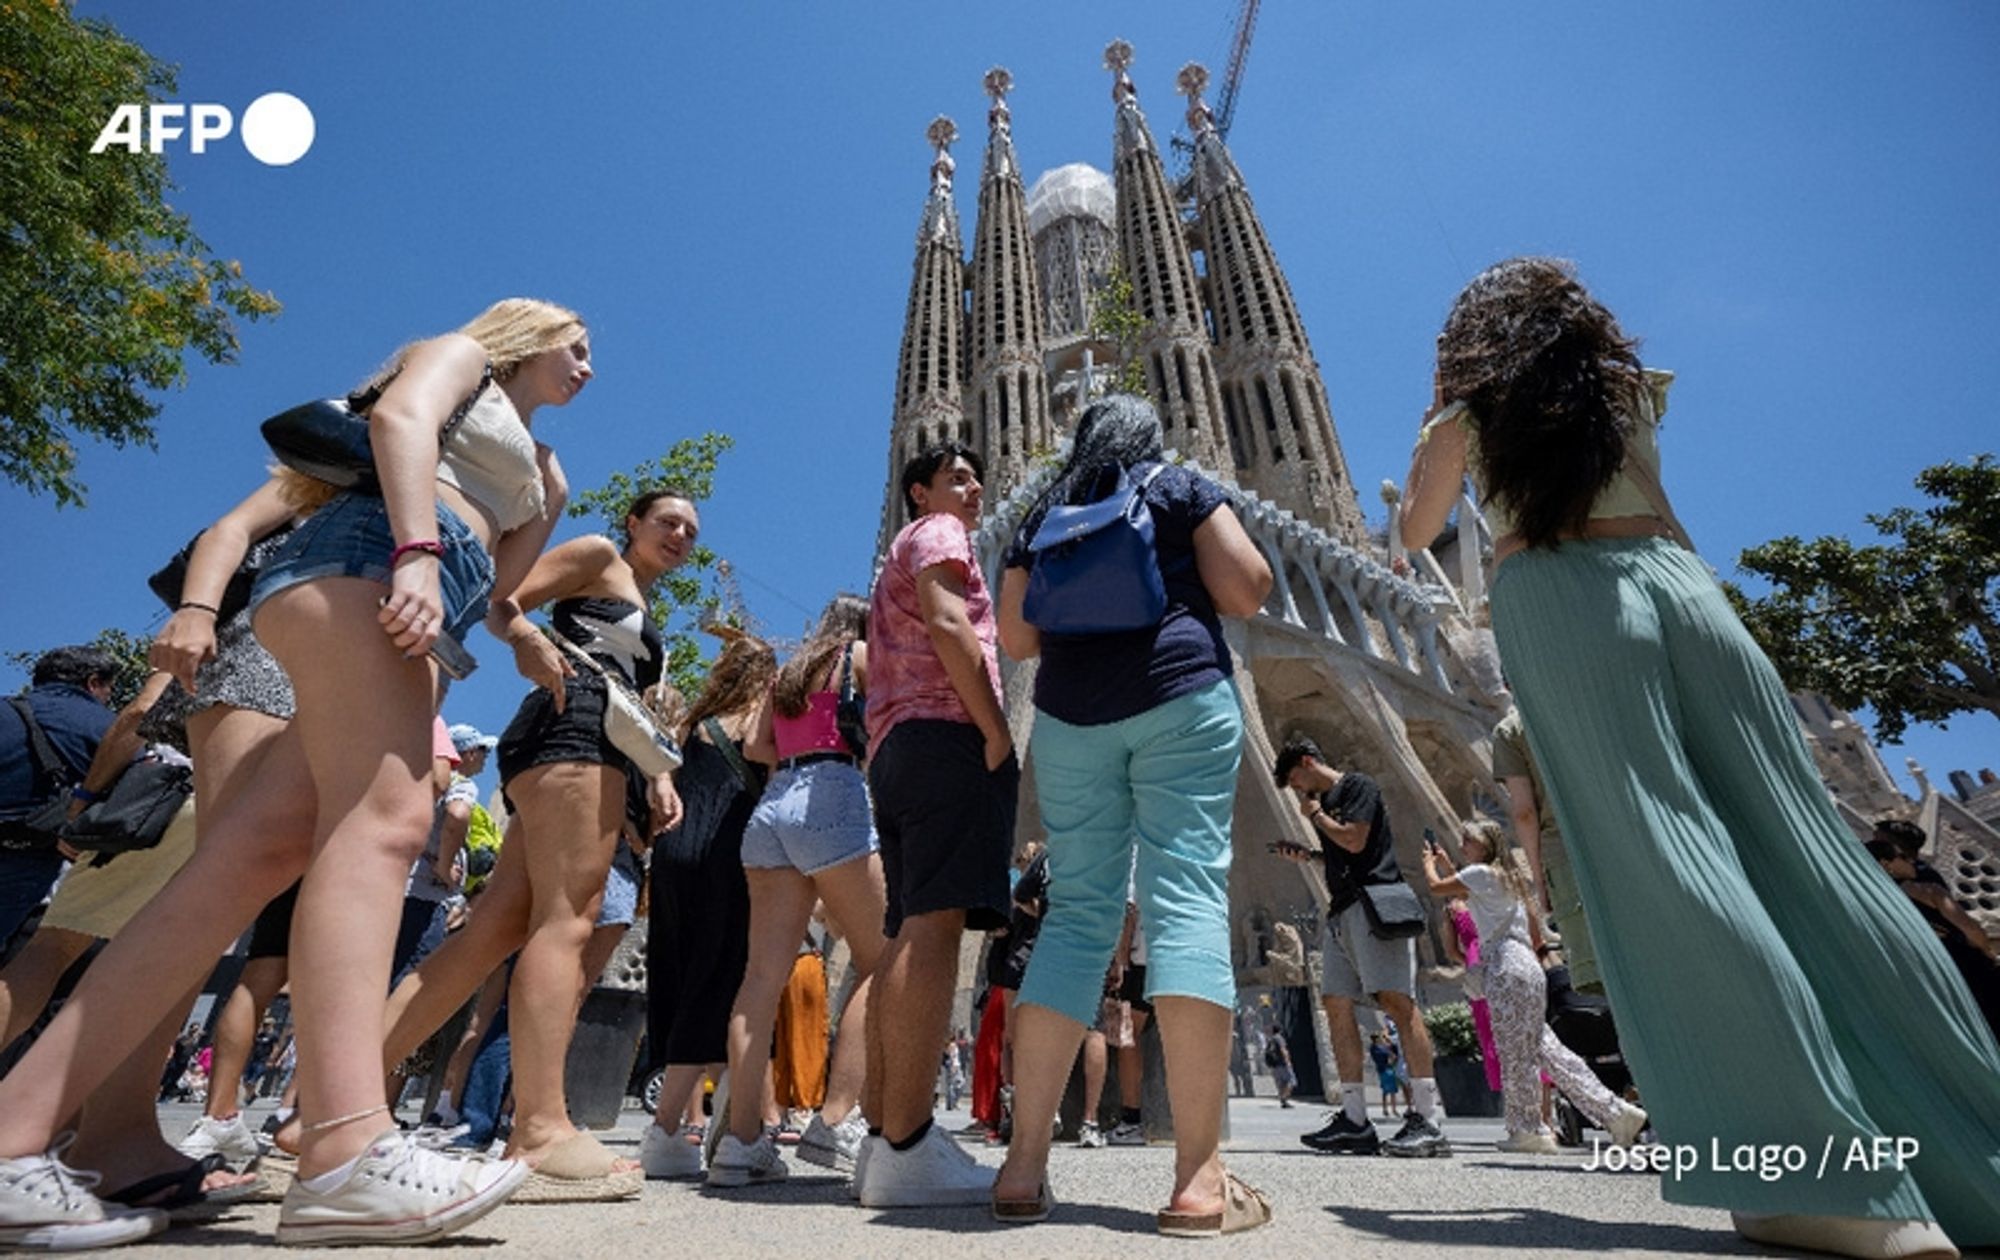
1542, 961, 1635, 1147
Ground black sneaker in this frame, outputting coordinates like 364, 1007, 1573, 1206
1300, 1111, 1381, 1155
1383, 1110, 1451, 1159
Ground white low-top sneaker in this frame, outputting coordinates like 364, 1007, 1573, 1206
177, 1113, 263, 1171
798, 1112, 867, 1173
1604, 1104, 1649, 1149
640, 1124, 703, 1180
859, 1126, 994, 1209
0, 1148, 166, 1251
1732, 1212, 1958, 1260
274, 1132, 527, 1246
1495, 1130, 1560, 1155
706, 1133, 786, 1188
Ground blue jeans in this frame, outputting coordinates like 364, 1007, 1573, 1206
451, 1001, 511, 1149
1016, 680, 1242, 1026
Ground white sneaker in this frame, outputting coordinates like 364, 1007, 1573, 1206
273, 1131, 527, 1246
640, 1124, 703, 1180
849, 1136, 881, 1202
858, 1126, 994, 1209
178, 1113, 263, 1171
1605, 1104, 1649, 1149
706, 1132, 786, 1188
1732, 1212, 1959, 1260
798, 1112, 867, 1173
1496, 1130, 1560, 1155
1077, 1121, 1106, 1149
0, 1149, 166, 1251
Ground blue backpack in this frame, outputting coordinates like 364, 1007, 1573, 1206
1022, 463, 1167, 635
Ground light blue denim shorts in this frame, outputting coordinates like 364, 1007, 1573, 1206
248, 492, 494, 679
740, 760, 878, 875
595, 839, 642, 929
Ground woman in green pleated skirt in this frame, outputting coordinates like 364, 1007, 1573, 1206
1401, 257, 1999, 1259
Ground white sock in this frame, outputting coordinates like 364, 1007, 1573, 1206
1410, 1077, 1440, 1120
1340, 1082, 1368, 1125
435, 1090, 454, 1114
299, 1151, 366, 1194
274, 1105, 297, 1126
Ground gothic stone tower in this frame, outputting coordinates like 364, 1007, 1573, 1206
1180, 64, 1368, 545
877, 118, 968, 552
966, 69, 1054, 502
1103, 40, 1232, 475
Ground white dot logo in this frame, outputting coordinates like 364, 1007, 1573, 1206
239, 92, 314, 166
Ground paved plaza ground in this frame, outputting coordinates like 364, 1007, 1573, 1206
97, 1095, 1861, 1258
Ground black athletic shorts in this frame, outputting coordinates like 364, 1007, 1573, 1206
868, 719, 1017, 938
245, 879, 301, 959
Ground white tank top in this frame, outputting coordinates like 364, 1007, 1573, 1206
436, 384, 544, 532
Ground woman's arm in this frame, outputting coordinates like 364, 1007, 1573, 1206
1399, 402, 1470, 552
996, 566, 1039, 662
848, 639, 869, 695
1440, 905, 1467, 965
1422, 849, 1470, 899
369, 333, 490, 658
150, 477, 297, 692
488, 534, 622, 711
1192, 506, 1273, 618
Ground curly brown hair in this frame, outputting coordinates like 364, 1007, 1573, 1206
1436, 257, 1646, 549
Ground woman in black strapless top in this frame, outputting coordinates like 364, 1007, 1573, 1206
378, 488, 699, 1195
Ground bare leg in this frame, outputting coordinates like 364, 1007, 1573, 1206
0, 926, 93, 1046
1154, 995, 1230, 1216
1118, 1006, 1150, 1113
1320, 994, 1367, 1086
648, 1065, 713, 1138
207, 957, 290, 1120
438, 969, 510, 1106
871, 909, 965, 1143
1080, 1029, 1107, 1126
500, 762, 624, 1164
810, 853, 886, 1126
725, 869, 817, 1143
381, 834, 532, 1067
258, 578, 447, 1178
992, 1001, 1084, 1201
1377, 990, 1435, 1077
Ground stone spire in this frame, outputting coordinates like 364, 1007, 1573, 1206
1103, 41, 1231, 473
878, 117, 970, 554
966, 68, 1053, 501
1181, 63, 1367, 543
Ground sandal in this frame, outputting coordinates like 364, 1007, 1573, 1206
512, 1132, 642, 1203
99, 1157, 244, 1223
991, 1180, 1054, 1224
1157, 1170, 1272, 1237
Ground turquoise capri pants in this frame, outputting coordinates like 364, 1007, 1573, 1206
1016, 679, 1242, 1026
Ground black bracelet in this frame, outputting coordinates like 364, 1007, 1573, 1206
178, 601, 220, 615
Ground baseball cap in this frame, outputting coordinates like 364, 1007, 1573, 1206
448, 723, 499, 754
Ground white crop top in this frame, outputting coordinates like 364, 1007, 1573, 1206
436, 384, 544, 533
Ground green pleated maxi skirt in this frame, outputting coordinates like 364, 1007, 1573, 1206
1491, 536, 2000, 1240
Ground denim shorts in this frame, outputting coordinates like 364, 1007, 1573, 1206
740, 760, 878, 876
595, 839, 642, 929
248, 492, 494, 678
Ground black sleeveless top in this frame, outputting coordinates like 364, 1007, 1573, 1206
551, 597, 663, 690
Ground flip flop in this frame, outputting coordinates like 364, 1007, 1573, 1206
100, 1159, 232, 1223
1156, 1170, 1272, 1238
512, 1132, 643, 1203
991, 1180, 1053, 1224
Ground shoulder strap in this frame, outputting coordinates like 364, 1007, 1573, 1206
1621, 382, 1697, 553
703, 716, 757, 792
548, 630, 606, 677
838, 643, 855, 701
7, 695, 76, 793
345, 360, 494, 454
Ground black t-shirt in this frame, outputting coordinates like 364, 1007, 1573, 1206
1003, 462, 1231, 726
1315, 771, 1402, 914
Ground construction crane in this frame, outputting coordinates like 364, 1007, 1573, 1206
1170, 0, 1261, 194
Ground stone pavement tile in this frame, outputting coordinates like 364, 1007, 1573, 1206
115, 1100, 1785, 1258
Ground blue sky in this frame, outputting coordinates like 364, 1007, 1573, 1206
9, 2, 1996, 796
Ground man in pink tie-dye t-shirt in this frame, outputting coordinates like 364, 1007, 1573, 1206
860, 442, 1018, 1208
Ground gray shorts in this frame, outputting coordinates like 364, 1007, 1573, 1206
1319, 898, 1417, 1002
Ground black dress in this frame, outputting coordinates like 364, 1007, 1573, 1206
646, 722, 761, 1067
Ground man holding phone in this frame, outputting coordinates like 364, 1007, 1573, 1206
1271, 737, 1447, 1158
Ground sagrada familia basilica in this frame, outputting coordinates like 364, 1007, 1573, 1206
868, 41, 2000, 1012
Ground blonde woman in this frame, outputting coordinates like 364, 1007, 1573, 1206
0, 300, 589, 1249
1421, 820, 1646, 1154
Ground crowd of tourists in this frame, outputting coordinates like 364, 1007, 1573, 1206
0, 263, 1996, 1259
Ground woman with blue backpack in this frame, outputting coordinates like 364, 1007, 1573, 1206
988, 394, 1273, 1236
